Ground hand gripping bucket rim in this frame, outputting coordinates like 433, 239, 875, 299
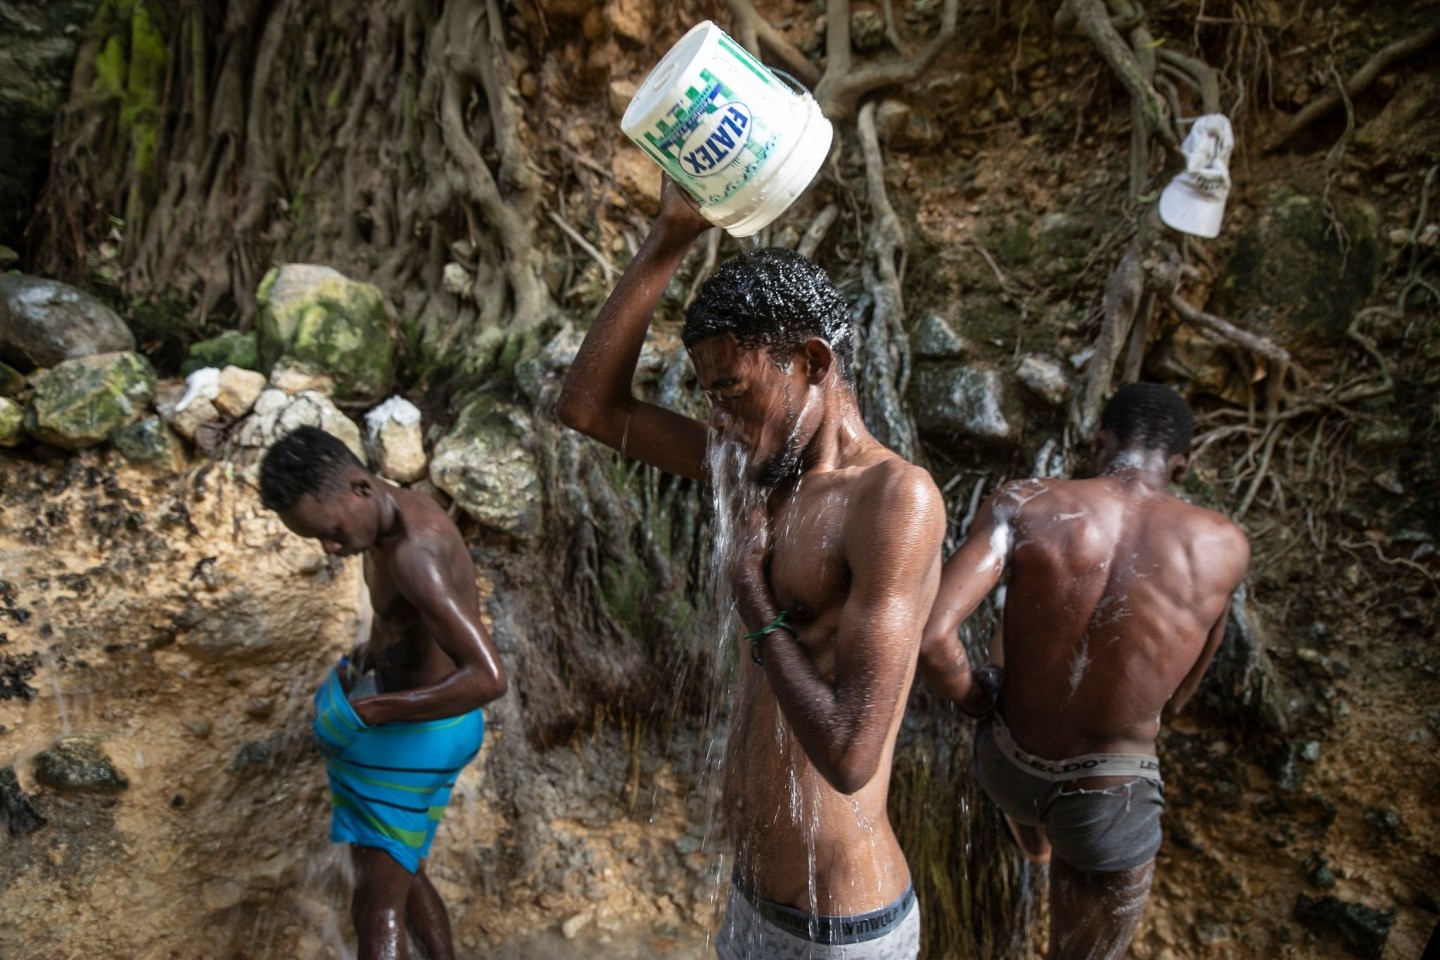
621, 21, 833, 238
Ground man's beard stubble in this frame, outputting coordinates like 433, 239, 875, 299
752, 385, 806, 489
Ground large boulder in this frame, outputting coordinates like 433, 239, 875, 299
910, 364, 1024, 445
256, 264, 395, 405
23, 351, 155, 449
0, 273, 136, 369
1215, 189, 1379, 350
429, 400, 542, 539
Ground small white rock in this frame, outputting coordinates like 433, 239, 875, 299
251, 387, 289, 418
561, 911, 592, 941
365, 396, 426, 484
214, 366, 267, 418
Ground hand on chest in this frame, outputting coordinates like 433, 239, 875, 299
764, 489, 852, 630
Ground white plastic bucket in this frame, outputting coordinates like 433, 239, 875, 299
621, 21, 833, 238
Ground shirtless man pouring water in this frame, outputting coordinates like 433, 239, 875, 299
919, 383, 1250, 959
558, 180, 945, 958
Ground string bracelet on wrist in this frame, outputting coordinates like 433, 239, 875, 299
744, 611, 792, 665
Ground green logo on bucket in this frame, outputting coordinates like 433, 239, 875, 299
643, 69, 745, 161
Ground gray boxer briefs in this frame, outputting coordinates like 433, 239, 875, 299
715, 881, 920, 959
974, 713, 1165, 873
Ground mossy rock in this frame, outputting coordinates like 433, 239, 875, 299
256, 264, 395, 405
0, 396, 23, 447
33, 735, 128, 794
910, 363, 1024, 445
429, 399, 542, 539
24, 350, 154, 449
182, 330, 259, 375
113, 415, 184, 468
1216, 189, 1379, 350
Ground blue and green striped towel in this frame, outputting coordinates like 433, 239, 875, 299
312, 667, 484, 873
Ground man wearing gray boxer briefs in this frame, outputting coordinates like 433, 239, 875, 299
559, 179, 942, 959
919, 383, 1250, 960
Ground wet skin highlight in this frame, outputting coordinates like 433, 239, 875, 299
557, 176, 947, 920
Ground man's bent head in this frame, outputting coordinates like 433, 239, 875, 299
1095, 383, 1195, 480
684, 248, 855, 379
259, 426, 382, 557
684, 249, 854, 485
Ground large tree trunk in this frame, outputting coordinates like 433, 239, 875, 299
30, 0, 554, 377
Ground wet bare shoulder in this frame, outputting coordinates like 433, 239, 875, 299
989, 477, 1072, 528
1182, 502, 1251, 583
392, 494, 474, 598
855, 455, 945, 530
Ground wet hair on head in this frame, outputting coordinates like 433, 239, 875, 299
683, 247, 854, 381
1099, 382, 1195, 459
258, 425, 366, 512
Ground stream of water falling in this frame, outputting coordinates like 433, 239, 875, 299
695, 434, 753, 887
35, 647, 79, 737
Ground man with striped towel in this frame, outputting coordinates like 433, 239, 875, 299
261, 425, 508, 960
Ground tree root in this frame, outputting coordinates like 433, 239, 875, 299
1268, 22, 1440, 151
796, 203, 840, 260
547, 211, 617, 283
1074, 224, 1150, 437
682, 229, 722, 310
1339, 538, 1440, 595
854, 101, 918, 461
1157, 48, 1221, 116
724, 0, 821, 89
1057, 0, 1178, 163
1165, 293, 1299, 374
32, 0, 555, 376
814, 0, 959, 120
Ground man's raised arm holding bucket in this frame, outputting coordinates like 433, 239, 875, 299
555, 180, 712, 481
558, 165, 942, 958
